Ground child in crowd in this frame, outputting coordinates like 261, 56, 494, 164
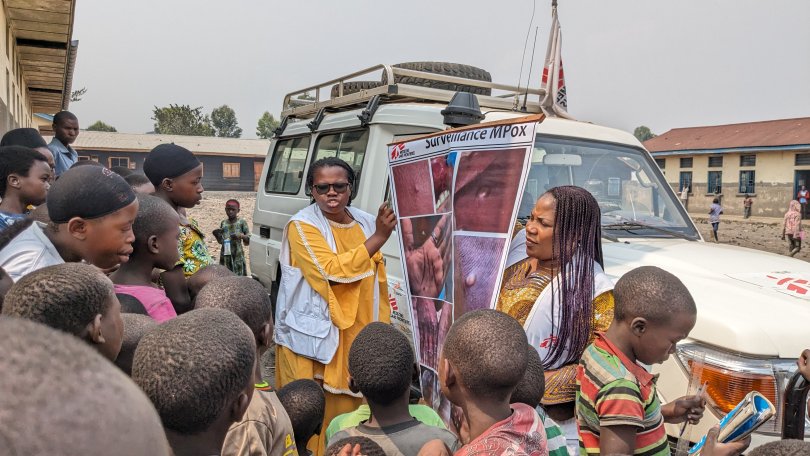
438, 309, 547, 455
132, 308, 256, 456
325, 363, 446, 442
329, 322, 460, 455
111, 194, 180, 321
326, 437, 386, 456
187, 263, 236, 303
115, 313, 156, 376
195, 276, 297, 456
0, 317, 170, 456
48, 110, 80, 176
0, 146, 51, 231
2, 263, 123, 361
748, 439, 810, 455
511, 346, 568, 456
0, 165, 138, 281
576, 266, 709, 455
125, 173, 156, 194
110, 166, 133, 177
0, 127, 56, 169
214, 198, 250, 276
278, 379, 327, 456
144, 143, 213, 313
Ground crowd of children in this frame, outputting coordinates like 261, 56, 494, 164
0, 116, 808, 456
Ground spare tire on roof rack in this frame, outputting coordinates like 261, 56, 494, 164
330, 81, 382, 98
383, 62, 492, 96
329, 62, 493, 99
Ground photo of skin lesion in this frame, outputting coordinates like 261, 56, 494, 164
431, 153, 455, 213
391, 160, 435, 217
411, 298, 453, 370
401, 214, 453, 302
452, 148, 526, 233
453, 235, 506, 319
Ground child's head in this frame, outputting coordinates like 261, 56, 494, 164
46, 166, 138, 269
326, 436, 386, 456
0, 317, 170, 456
440, 309, 528, 404
0, 128, 55, 168
194, 276, 273, 349
748, 439, 810, 455
187, 264, 236, 302
0, 145, 51, 205
110, 166, 133, 177
2, 263, 123, 361
510, 345, 545, 408
132, 308, 256, 441
277, 379, 326, 447
225, 199, 240, 219
613, 266, 697, 365
143, 144, 204, 208
132, 194, 180, 270
116, 313, 157, 376
125, 173, 156, 194
348, 321, 414, 406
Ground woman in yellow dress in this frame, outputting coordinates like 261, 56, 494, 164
275, 157, 396, 455
496, 185, 614, 451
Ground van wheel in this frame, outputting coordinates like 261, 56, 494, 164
330, 81, 383, 98
382, 62, 492, 96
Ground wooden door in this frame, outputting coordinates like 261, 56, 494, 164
254, 160, 264, 191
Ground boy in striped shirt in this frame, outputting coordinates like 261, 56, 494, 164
575, 266, 704, 456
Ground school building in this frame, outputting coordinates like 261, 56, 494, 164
68, 131, 270, 192
645, 117, 810, 217
0, 0, 77, 134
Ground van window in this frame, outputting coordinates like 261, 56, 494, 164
310, 129, 370, 196
265, 136, 311, 194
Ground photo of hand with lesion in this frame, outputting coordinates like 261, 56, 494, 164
401, 214, 453, 301
412, 297, 453, 370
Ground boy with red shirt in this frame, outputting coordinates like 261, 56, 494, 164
575, 266, 748, 456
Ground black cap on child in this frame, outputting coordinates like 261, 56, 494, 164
0, 128, 48, 149
142, 143, 201, 187
47, 166, 136, 223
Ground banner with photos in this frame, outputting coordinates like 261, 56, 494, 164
387, 114, 542, 428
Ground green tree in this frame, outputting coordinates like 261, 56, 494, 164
152, 104, 214, 136
211, 105, 243, 138
256, 111, 280, 139
86, 120, 117, 132
633, 125, 657, 142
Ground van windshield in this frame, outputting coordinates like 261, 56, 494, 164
518, 136, 700, 240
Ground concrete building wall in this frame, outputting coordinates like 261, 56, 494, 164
657, 149, 810, 217
0, 4, 35, 134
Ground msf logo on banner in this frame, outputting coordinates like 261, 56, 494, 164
390, 143, 414, 161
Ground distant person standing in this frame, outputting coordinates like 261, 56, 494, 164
798, 186, 809, 219
782, 200, 803, 257
48, 111, 80, 177
709, 197, 723, 243
680, 185, 689, 210
213, 199, 250, 276
743, 194, 753, 219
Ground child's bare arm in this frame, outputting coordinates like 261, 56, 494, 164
599, 425, 637, 454
161, 266, 192, 314
662, 395, 705, 424
417, 439, 452, 456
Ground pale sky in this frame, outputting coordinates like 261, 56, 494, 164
70, 0, 810, 139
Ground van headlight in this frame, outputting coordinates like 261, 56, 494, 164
675, 342, 809, 436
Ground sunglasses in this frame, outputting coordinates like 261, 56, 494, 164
312, 182, 350, 195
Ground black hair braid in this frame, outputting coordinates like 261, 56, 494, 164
544, 186, 603, 368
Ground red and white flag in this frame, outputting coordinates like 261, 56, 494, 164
540, 5, 572, 118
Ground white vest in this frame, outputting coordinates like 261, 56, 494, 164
506, 230, 614, 369
274, 204, 379, 364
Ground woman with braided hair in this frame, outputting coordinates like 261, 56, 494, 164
496, 185, 614, 452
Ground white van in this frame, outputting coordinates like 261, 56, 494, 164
250, 63, 810, 446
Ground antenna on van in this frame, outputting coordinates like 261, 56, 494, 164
515, 0, 537, 104
520, 27, 539, 112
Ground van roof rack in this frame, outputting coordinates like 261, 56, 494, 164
280, 64, 546, 120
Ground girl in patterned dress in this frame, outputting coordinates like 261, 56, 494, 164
214, 199, 250, 276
